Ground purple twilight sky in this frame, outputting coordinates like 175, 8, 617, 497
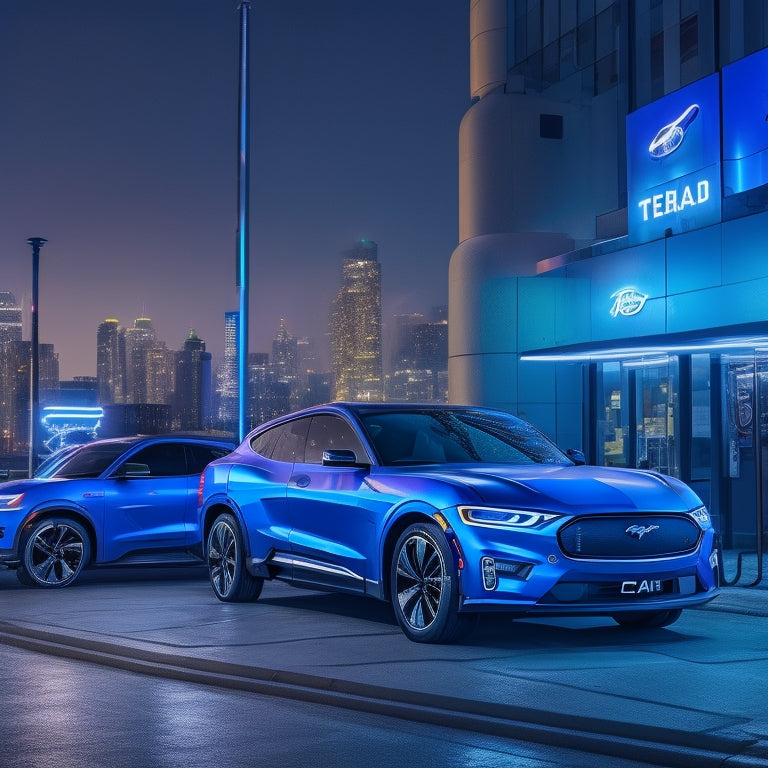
1, 0, 469, 379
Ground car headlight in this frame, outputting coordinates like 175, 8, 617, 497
0, 493, 24, 509
458, 506, 560, 529
690, 506, 712, 529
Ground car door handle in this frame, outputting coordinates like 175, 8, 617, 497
293, 475, 311, 488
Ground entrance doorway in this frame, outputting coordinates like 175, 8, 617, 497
720, 353, 768, 584
595, 355, 680, 476
592, 351, 766, 585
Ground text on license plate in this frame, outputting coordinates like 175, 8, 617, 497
620, 578, 664, 595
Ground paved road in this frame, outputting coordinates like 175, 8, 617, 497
0, 564, 767, 767
0, 642, 669, 768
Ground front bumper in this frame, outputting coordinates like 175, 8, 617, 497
439, 509, 719, 617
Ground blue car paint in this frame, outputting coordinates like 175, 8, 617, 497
0, 435, 235, 583
199, 403, 719, 627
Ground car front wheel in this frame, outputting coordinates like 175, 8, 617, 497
390, 522, 476, 643
17, 518, 91, 588
207, 513, 263, 602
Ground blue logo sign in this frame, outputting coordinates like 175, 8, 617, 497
648, 104, 699, 159
610, 288, 648, 317
627, 74, 721, 245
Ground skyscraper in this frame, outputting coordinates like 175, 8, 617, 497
387, 312, 448, 402
330, 239, 383, 402
216, 311, 239, 430
96, 318, 126, 405
0, 292, 23, 454
0, 292, 22, 345
175, 329, 211, 431
124, 317, 157, 404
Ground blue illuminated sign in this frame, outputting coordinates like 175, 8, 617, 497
627, 74, 721, 245
722, 46, 768, 196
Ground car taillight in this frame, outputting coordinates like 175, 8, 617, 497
197, 475, 205, 508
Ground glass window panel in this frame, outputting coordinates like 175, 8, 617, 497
595, 51, 618, 94
561, 1, 577, 33
560, 31, 576, 79
527, 0, 541, 54
691, 354, 712, 481
543, 40, 560, 86
578, 0, 595, 24
597, 362, 628, 468
680, 13, 698, 62
542, 0, 559, 45
577, 17, 596, 68
596, 5, 616, 59
650, 29, 664, 99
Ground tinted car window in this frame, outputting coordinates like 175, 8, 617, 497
52, 442, 135, 478
304, 415, 367, 464
186, 444, 231, 474
251, 418, 310, 463
359, 410, 570, 466
117, 443, 188, 477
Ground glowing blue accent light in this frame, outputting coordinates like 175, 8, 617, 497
520, 336, 768, 362
648, 104, 699, 159
609, 288, 648, 317
40, 407, 103, 452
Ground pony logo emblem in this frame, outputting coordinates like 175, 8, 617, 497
626, 524, 660, 540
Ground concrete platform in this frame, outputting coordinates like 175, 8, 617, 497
0, 562, 766, 768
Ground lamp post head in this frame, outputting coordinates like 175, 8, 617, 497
27, 237, 47, 249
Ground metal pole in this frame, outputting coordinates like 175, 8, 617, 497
236, 1, 250, 442
27, 237, 47, 477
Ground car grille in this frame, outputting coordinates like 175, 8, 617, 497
558, 514, 701, 560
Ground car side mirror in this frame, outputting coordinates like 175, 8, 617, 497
322, 449, 367, 468
566, 448, 586, 466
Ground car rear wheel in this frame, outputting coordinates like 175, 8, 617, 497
17, 518, 91, 588
207, 513, 263, 602
612, 609, 683, 628
390, 522, 476, 643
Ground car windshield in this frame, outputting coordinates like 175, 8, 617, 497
358, 410, 571, 467
48, 442, 135, 479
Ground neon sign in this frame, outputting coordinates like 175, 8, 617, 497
610, 289, 648, 317
648, 104, 699, 159
626, 74, 720, 245
637, 180, 709, 221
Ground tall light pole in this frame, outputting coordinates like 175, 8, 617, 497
236, 1, 250, 442
27, 236, 47, 477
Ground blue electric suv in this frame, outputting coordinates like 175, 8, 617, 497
0, 435, 234, 588
198, 403, 720, 643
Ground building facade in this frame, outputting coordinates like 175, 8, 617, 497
330, 239, 384, 402
450, 1, 768, 561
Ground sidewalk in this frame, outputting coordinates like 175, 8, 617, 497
1, 563, 767, 768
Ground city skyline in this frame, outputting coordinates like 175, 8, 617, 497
2, 1, 469, 380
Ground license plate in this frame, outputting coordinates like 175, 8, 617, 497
620, 578, 665, 596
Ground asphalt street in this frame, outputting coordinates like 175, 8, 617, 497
0, 561, 766, 768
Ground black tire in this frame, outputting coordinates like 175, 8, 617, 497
390, 522, 476, 643
612, 608, 683, 629
206, 513, 263, 602
17, 518, 91, 588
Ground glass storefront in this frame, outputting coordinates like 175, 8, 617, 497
591, 348, 767, 585
596, 356, 680, 477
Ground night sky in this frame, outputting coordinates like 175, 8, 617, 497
1, 1, 468, 379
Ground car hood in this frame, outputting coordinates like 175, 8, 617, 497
374, 464, 699, 513
0, 477, 71, 494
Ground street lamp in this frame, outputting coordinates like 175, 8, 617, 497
236, 1, 251, 442
27, 236, 47, 477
